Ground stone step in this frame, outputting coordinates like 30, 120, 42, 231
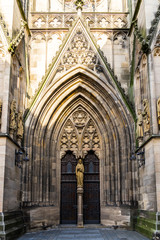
0, 211, 26, 240
0, 217, 24, 231
0, 211, 24, 221
0, 224, 25, 240
58, 224, 108, 228
137, 217, 158, 230
135, 223, 155, 239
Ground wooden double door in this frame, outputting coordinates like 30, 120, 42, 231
60, 150, 100, 224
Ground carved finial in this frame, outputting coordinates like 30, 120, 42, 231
75, 0, 84, 14
8, 19, 27, 54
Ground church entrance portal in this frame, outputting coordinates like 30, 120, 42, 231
60, 150, 100, 224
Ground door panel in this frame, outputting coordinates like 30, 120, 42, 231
84, 151, 100, 224
60, 151, 77, 224
60, 150, 100, 224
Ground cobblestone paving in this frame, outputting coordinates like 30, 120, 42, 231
18, 228, 150, 240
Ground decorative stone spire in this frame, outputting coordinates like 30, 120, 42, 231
75, 0, 84, 14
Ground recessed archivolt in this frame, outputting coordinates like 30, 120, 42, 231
25, 70, 133, 157
26, 85, 128, 154
24, 70, 135, 205
26, 66, 125, 127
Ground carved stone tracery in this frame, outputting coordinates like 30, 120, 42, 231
31, 13, 128, 29
57, 28, 102, 73
60, 107, 101, 158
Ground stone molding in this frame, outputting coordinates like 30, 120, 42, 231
30, 12, 128, 30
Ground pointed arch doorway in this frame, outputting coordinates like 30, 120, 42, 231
60, 107, 101, 224
60, 150, 100, 224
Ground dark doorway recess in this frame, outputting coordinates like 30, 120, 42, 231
60, 151, 77, 224
83, 150, 100, 224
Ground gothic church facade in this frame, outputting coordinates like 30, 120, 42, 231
0, 0, 160, 239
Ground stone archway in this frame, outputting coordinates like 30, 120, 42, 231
24, 70, 136, 228
59, 107, 102, 224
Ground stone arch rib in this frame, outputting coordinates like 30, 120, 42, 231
23, 70, 135, 208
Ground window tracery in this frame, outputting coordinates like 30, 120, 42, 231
60, 107, 101, 158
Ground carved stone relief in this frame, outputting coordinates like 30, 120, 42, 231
17, 111, 24, 143
113, 32, 127, 44
157, 97, 160, 128
34, 17, 46, 28
57, 28, 103, 74
31, 13, 128, 29
153, 47, 160, 57
60, 107, 101, 158
9, 99, 17, 138
142, 99, 150, 135
60, 119, 78, 157
140, 54, 148, 99
82, 119, 100, 156
136, 109, 143, 146
93, 32, 112, 45
32, 14, 76, 29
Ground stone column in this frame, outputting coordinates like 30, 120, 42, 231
77, 187, 83, 227
76, 158, 84, 227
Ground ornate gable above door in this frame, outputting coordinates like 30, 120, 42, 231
26, 16, 135, 122
57, 28, 103, 74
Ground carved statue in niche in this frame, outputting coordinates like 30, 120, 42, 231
76, 158, 84, 188
157, 97, 160, 128
17, 111, 24, 140
0, 99, 2, 130
142, 99, 150, 134
9, 99, 17, 137
136, 109, 143, 139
